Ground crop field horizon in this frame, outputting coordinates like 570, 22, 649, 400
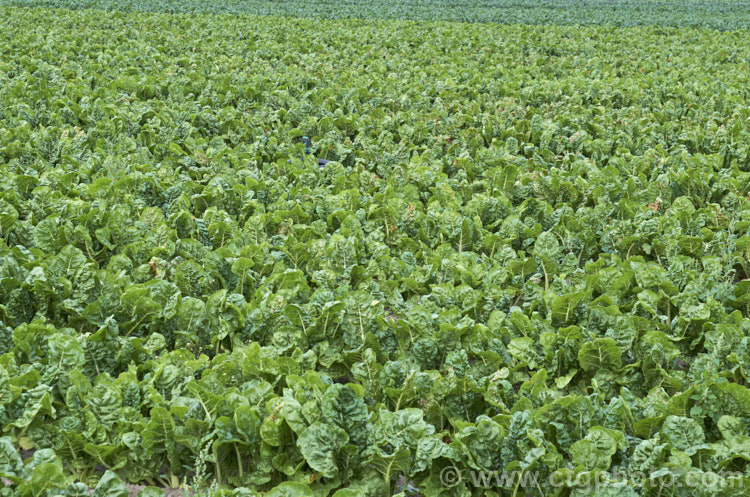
1, 1, 750, 496
5, 0, 750, 29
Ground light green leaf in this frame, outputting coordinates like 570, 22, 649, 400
578, 338, 622, 373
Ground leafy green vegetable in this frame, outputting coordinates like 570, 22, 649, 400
0, 1, 749, 496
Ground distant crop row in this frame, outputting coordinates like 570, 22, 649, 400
3, 0, 750, 29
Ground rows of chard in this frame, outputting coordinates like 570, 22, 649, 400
1, 4, 750, 497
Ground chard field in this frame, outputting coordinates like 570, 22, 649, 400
1, 2, 750, 496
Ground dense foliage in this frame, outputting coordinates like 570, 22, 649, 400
4, 0, 750, 29
2, 3, 750, 497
